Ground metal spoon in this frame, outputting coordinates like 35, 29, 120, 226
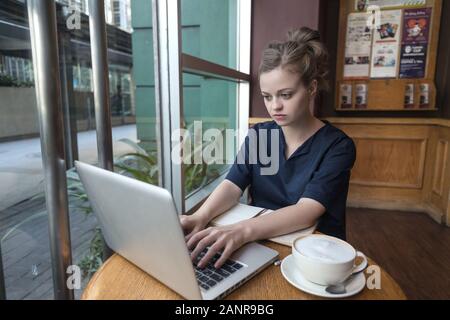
325, 261, 368, 295
325, 275, 354, 294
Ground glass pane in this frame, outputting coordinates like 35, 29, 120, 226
108, 0, 159, 186
181, 0, 238, 70
182, 73, 237, 198
0, 0, 158, 300
72, 0, 159, 295
0, 0, 53, 300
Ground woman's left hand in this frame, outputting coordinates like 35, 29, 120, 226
187, 223, 252, 269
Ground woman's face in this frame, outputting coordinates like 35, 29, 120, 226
260, 67, 314, 127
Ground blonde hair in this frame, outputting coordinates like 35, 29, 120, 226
259, 27, 329, 93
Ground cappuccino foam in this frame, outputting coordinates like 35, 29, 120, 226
295, 237, 354, 263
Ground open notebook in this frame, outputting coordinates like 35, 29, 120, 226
210, 203, 317, 247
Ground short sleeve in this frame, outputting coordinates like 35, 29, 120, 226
225, 133, 253, 192
301, 137, 356, 211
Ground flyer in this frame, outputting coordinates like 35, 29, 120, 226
399, 8, 432, 78
344, 12, 373, 78
419, 83, 430, 108
404, 83, 415, 108
340, 84, 353, 109
370, 9, 402, 78
355, 84, 368, 109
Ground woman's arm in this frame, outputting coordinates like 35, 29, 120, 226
188, 197, 325, 269
241, 198, 325, 242
180, 180, 243, 242
194, 180, 243, 223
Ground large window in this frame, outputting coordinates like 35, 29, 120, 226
0, 0, 251, 300
0, 0, 157, 300
179, 0, 251, 211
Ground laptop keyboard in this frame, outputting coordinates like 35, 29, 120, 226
191, 248, 245, 291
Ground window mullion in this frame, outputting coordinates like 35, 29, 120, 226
153, 0, 185, 214
182, 53, 250, 83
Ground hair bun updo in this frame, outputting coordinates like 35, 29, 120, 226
259, 27, 329, 94
286, 27, 321, 44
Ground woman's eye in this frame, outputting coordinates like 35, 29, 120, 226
263, 96, 272, 101
281, 94, 292, 99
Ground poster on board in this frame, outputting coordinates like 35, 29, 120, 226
344, 12, 373, 78
399, 8, 432, 78
370, 9, 402, 78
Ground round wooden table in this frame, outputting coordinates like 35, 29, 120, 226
82, 241, 406, 300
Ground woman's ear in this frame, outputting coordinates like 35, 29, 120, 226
309, 80, 318, 97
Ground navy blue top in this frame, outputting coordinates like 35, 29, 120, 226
225, 120, 356, 240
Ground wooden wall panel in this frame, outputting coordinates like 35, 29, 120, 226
422, 125, 450, 224
352, 138, 427, 189
432, 140, 449, 196
347, 185, 424, 211
333, 119, 450, 225
447, 195, 450, 226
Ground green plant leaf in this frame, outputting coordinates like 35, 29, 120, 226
117, 138, 148, 155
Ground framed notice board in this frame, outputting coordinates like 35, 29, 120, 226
335, 0, 442, 111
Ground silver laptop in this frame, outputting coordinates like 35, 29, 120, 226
75, 161, 278, 300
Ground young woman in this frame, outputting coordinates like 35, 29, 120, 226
180, 27, 356, 269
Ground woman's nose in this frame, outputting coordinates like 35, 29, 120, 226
272, 98, 283, 111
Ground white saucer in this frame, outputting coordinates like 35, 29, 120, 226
280, 254, 366, 299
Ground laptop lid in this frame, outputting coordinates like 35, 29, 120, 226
75, 161, 203, 300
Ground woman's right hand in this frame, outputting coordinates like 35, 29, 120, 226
179, 213, 209, 242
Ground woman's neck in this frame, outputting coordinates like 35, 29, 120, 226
281, 115, 324, 146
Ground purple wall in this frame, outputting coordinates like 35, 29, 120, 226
250, 0, 321, 117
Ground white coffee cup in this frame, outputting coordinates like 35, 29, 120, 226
292, 234, 368, 286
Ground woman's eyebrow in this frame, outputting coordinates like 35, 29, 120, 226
261, 88, 295, 95
278, 88, 294, 93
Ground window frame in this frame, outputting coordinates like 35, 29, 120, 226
153, 0, 252, 214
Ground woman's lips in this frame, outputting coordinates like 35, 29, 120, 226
273, 115, 287, 120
